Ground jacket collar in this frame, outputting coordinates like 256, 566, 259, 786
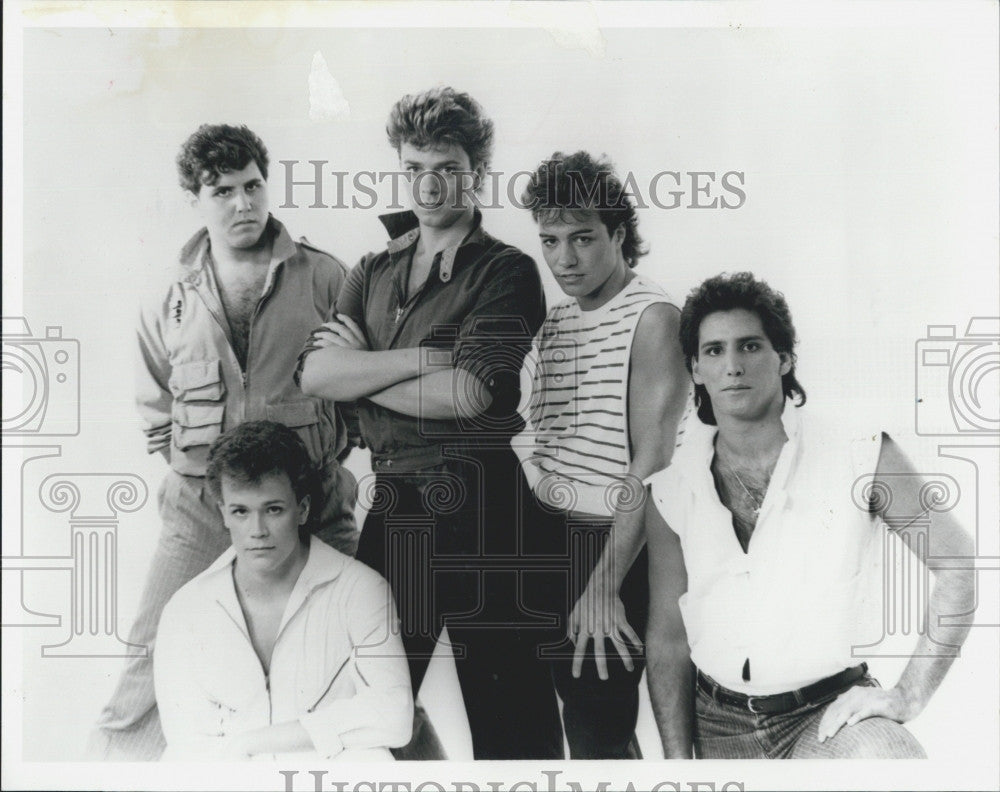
178, 214, 298, 279
379, 209, 421, 245
202, 536, 350, 635
203, 535, 348, 588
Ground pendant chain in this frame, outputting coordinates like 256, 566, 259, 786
720, 454, 764, 515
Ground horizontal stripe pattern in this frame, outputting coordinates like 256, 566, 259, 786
520, 276, 678, 513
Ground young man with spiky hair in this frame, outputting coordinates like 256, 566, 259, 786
513, 152, 691, 758
90, 124, 358, 760
645, 272, 975, 759
299, 87, 562, 759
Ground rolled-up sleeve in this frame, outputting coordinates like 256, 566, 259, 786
295, 256, 369, 389
298, 569, 413, 757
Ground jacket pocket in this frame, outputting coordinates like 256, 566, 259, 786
169, 360, 226, 452
169, 359, 226, 402
173, 402, 225, 451
266, 399, 324, 463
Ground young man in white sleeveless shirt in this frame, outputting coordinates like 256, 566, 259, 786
512, 152, 690, 758
645, 272, 976, 758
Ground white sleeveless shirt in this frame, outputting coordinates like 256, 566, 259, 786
646, 407, 885, 695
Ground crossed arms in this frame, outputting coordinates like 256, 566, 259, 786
297, 255, 543, 421
298, 314, 493, 421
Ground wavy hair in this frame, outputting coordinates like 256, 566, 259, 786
679, 272, 806, 425
176, 123, 269, 194
206, 421, 320, 543
386, 86, 494, 171
521, 151, 648, 267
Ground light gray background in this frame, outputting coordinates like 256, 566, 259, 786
3, 4, 998, 790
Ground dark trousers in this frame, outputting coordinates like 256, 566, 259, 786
355, 454, 563, 760
521, 492, 649, 759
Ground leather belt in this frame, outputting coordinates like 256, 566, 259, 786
697, 663, 868, 715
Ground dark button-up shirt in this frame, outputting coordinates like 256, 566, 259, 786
334, 209, 546, 472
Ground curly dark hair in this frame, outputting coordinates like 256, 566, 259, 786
521, 151, 648, 267
679, 272, 806, 425
386, 86, 494, 171
205, 421, 321, 543
176, 124, 270, 194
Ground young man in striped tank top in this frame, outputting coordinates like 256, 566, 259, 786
512, 152, 691, 758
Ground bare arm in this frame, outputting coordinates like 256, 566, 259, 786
817, 433, 977, 742
645, 497, 695, 758
569, 303, 690, 679
606, 303, 689, 586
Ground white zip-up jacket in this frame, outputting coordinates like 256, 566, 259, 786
154, 537, 413, 760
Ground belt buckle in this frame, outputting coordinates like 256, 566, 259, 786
746, 696, 763, 714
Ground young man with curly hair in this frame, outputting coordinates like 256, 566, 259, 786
90, 124, 358, 760
298, 87, 563, 759
513, 152, 690, 757
645, 272, 975, 759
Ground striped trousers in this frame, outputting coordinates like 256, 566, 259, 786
694, 672, 926, 759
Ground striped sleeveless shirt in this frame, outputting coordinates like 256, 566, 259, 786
514, 274, 684, 516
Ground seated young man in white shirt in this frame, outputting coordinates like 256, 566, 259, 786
154, 421, 412, 761
645, 272, 976, 759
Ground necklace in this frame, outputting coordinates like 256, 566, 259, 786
719, 454, 764, 516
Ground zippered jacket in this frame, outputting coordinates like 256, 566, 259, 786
154, 537, 413, 759
136, 216, 353, 477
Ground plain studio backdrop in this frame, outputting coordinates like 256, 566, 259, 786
3, 7, 998, 789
